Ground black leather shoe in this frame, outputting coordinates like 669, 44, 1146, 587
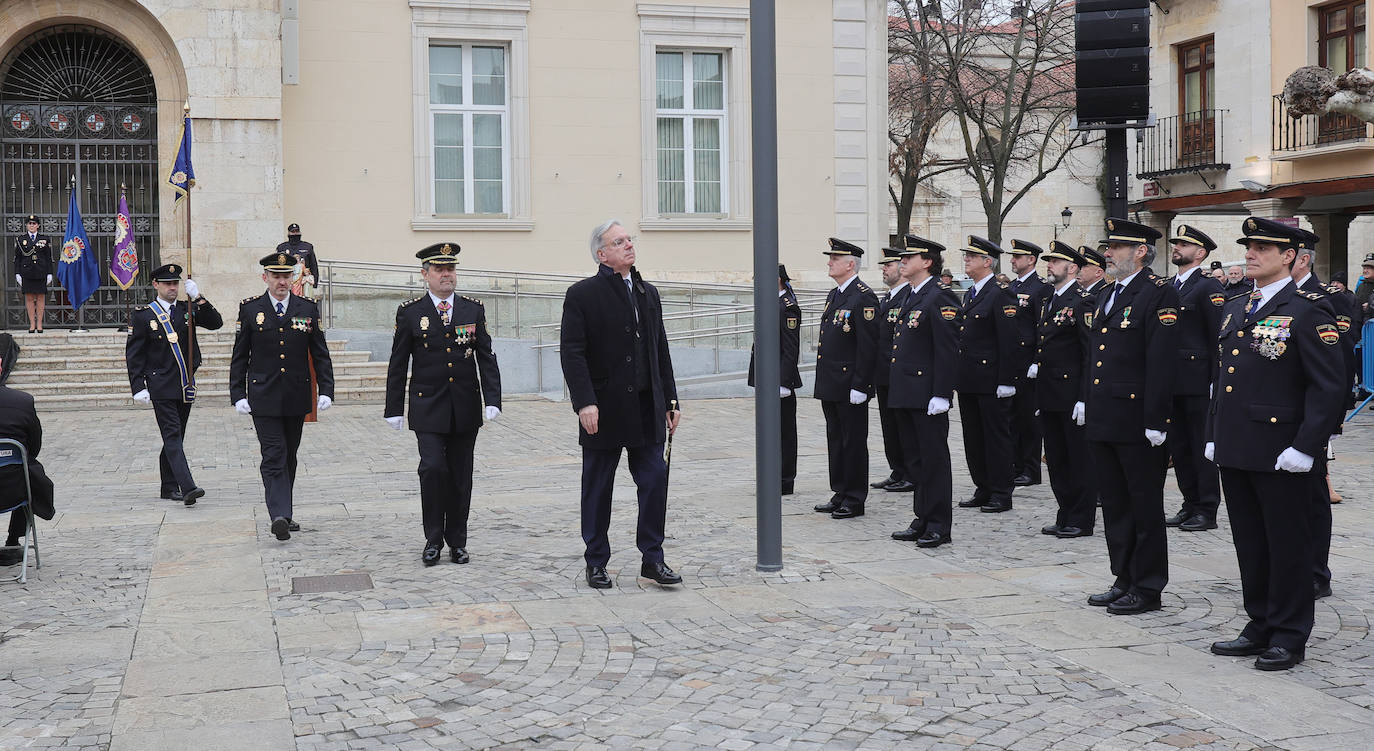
813, 500, 841, 513
1179, 514, 1218, 532
0, 548, 20, 566
915, 531, 951, 548
287, 520, 301, 532
1106, 592, 1161, 615
885, 480, 916, 493
271, 517, 291, 541
979, 502, 1012, 513
781, 483, 794, 496
1164, 511, 1189, 527
450, 548, 470, 564
1087, 587, 1126, 606
1314, 581, 1333, 599
182, 487, 205, 506
1055, 526, 1092, 538
422, 544, 441, 567
1255, 646, 1304, 671
871, 475, 899, 489
1012, 474, 1034, 486
891, 522, 924, 541
1210, 636, 1267, 656
830, 506, 864, 519
1040, 524, 1061, 536
160, 489, 183, 501
640, 561, 682, 585
586, 566, 612, 589
957, 497, 988, 508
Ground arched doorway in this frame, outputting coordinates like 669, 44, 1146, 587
1, 25, 159, 328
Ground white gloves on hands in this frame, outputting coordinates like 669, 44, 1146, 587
317, 395, 332, 411
1204, 442, 1215, 462
132, 389, 151, 405
1145, 429, 1167, 447
1071, 401, 1085, 426
385, 416, 404, 430
779, 386, 792, 397
1026, 364, 1039, 379
848, 389, 866, 405
1275, 447, 1314, 473
484, 406, 501, 421
14, 275, 20, 286
184, 279, 200, 299
995, 385, 1016, 399
928, 396, 950, 415
45, 274, 52, 284
235, 398, 252, 415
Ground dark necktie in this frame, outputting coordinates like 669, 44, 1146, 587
1174, 276, 1184, 291
276, 301, 285, 317
965, 284, 978, 307
1106, 283, 1125, 315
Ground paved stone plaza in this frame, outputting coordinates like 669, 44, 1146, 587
3, 397, 1374, 750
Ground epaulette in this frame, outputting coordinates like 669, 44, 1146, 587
1153, 276, 1168, 286
461, 295, 484, 306
1075, 287, 1090, 297
399, 295, 424, 307
1226, 290, 1252, 302
1298, 290, 1325, 302
241, 294, 260, 305
996, 281, 1010, 289
855, 281, 871, 292
937, 282, 951, 290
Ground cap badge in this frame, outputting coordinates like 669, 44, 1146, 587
278, 254, 288, 265
1107, 219, 1115, 231
1246, 219, 1256, 231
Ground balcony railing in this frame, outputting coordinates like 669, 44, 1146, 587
1273, 94, 1374, 152
1136, 109, 1229, 179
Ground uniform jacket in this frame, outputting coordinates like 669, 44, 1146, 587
1009, 272, 1053, 379
1301, 275, 1358, 419
275, 239, 320, 281
1169, 268, 1227, 396
747, 289, 803, 390
12, 234, 53, 280
560, 265, 678, 449
1081, 278, 1110, 300
385, 293, 501, 434
885, 278, 959, 410
874, 284, 911, 388
1083, 271, 1180, 443
125, 297, 225, 400
228, 293, 335, 416
1033, 282, 1095, 412
813, 276, 879, 402
1206, 282, 1345, 470
956, 277, 1019, 394
0, 384, 54, 520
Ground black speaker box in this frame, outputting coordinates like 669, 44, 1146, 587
1076, 48, 1149, 88
1076, 9, 1150, 51
1076, 85, 1149, 121
1075, 0, 1148, 11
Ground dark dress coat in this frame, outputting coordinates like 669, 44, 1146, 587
0, 385, 54, 520
275, 239, 320, 281
12, 233, 53, 294
125, 297, 225, 399
874, 284, 911, 389
385, 294, 501, 434
813, 276, 880, 402
956, 277, 1019, 394
747, 289, 803, 390
885, 279, 960, 409
1033, 282, 1095, 412
228, 293, 335, 416
1009, 272, 1053, 379
1170, 269, 1228, 397
1083, 271, 1180, 443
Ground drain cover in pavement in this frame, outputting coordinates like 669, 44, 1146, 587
291, 573, 374, 594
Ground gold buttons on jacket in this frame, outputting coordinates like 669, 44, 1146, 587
1094, 378, 1100, 385
1228, 366, 1235, 373
448, 363, 453, 368
279, 367, 285, 372
1099, 344, 1105, 350
1130, 394, 1136, 399
1237, 331, 1245, 338
1226, 385, 1233, 392
1096, 361, 1102, 367
279, 353, 285, 359
1270, 417, 1277, 423
1101, 327, 1107, 333
449, 377, 454, 382
1232, 349, 1240, 356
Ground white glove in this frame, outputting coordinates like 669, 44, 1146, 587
45, 274, 51, 284
1329, 434, 1339, 444
184, 279, 200, 299
780, 386, 792, 397
848, 389, 866, 405
132, 389, 151, 405
235, 398, 252, 415
1145, 429, 1166, 447
1275, 447, 1314, 473
385, 416, 404, 430
927, 396, 950, 415
1204, 442, 1215, 462
1026, 364, 1039, 379
1071, 401, 1085, 426
996, 385, 1016, 398
317, 395, 332, 411
484, 406, 501, 420
14, 275, 20, 286
1209, 383, 1213, 399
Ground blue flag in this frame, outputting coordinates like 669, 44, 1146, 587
57, 186, 100, 311
168, 115, 195, 201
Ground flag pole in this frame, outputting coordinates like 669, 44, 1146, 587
120, 183, 131, 332
182, 102, 197, 402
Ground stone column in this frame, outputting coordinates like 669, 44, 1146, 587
1305, 213, 1353, 282
1137, 210, 1176, 275
1241, 198, 1302, 218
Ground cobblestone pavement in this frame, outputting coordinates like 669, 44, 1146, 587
3, 397, 1374, 750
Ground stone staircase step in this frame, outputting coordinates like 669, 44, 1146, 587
11, 350, 372, 372
7, 361, 389, 386
8, 338, 352, 358
32, 386, 388, 411
19, 372, 389, 398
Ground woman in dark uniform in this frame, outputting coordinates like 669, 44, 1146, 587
12, 215, 53, 333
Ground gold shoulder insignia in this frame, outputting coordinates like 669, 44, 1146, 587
1154, 276, 1168, 286
241, 295, 258, 305
400, 295, 424, 307
996, 281, 1010, 289
461, 295, 484, 306
937, 282, 951, 290
1299, 291, 1324, 301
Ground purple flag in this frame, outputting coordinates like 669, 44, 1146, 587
110, 193, 137, 290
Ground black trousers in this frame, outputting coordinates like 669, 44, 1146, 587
580, 442, 668, 568
781, 393, 797, 491
1010, 383, 1042, 481
1041, 410, 1095, 531
152, 399, 196, 494
251, 414, 305, 521
416, 429, 478, 548
1221, 467, 1314, 651
1167, 394, 1220, 519
6, 510, 25, 544
875, 386, 905, 482
1090, 440, 1169, 598
820, 399, 868, 508
958, 392, 1013, 505
1309, 456, 1333, 590
895, 407, 951, 535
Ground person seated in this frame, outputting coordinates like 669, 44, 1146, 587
0, 346, 55, 567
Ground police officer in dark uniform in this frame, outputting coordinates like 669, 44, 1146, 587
812, 238, 879, 519
1078, 246, 1110, 299
1030, 242, 1096, 538
747, 265, 803, 495
1206, 217, 1346, 671
1007, 239, 1052, 486
385, 243, 502, 566
275, 222, 319, 286
12, 214, 52, 333
871, 247, 914, 493
886, 236, 960, 547
1080, 218, 1179, 615
125, 264, 223, 505
1163, 224, 1227, 532
230, 252, 336, 541
954, 236, 1020, 513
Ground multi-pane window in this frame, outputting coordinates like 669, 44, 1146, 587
655, 51, 726, 215
1179, 38, 1213, 114
429, 44, 508, 215
1320, 0, 1367, 72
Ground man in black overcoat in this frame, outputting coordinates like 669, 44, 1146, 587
0, 356, 54, 567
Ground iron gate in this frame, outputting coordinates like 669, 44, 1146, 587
1, 26, 160, 329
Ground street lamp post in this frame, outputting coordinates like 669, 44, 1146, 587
1053, 206, 1073, 239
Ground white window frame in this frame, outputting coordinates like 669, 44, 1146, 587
654, 50, 729, 215
638, 4, 752, 231
428, 44, 511, 216
411, 0, 531, 231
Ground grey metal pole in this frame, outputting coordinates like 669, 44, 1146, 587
751, 0, 782, 572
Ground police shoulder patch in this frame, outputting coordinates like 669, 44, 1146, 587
939, 305, 958, 320
1157, 307, 1178, 326
786, 316, 799, 329
1002, 304, 1018, 317
1317, 323, 1341, 345
862, 307, 876, 320
1336, 315, 1352, 332
996, 281, 1010, 290
1209, 292, 1226, 306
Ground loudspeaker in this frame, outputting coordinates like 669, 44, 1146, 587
1076, 86, 1149, 121
1076, 9, 1150, 51
1075, 0, 1148, 11
1076, 48, 1148, 89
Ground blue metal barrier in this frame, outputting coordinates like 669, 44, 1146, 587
1348, 319, 1374, 421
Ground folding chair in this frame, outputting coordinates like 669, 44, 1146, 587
0, 438, 39, 583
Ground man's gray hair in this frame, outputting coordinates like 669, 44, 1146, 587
589, 219, 623, 263
1141, 244, 1156, 268
1296, 245, 1316, 266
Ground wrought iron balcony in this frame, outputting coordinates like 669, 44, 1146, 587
1273, 94, 1374, 152
1136, 109, 1229, 180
